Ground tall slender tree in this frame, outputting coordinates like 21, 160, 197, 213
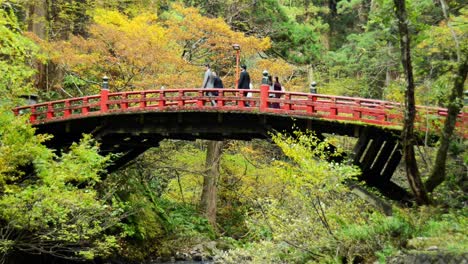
393, 0, 430, 205
200, 140, 224, 227
425, 0, 467, 193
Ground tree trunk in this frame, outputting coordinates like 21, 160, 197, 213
28, 0, 48, 91
424, 0, 467, 193
200, 140, 224, 227
28, 0, 47, 39
425, 58, 467, 192
393, 0, 430, 205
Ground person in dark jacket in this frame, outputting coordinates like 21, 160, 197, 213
238, 65, 250, 89
238, 65, 251, 106
272, 76, 282, 109
212, 71, 223, 96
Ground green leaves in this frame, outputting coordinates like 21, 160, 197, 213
0, 9, 39, 100
0, 108, 122, 260
39, 134, 111, 186
271, 130, 359, 188
270, 21, 323, 64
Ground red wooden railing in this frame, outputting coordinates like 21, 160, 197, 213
13, 85, 467, 136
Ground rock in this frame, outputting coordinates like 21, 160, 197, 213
387, 252, 468, 264
155, 255, 172, 263
407, 237, 429, 249
215, 240, 232, 251
175, 251, 190, 261
203, 241, 218, 256
426, 246, 438, 251
192, 253, 203, 261
193, 244, 204, 252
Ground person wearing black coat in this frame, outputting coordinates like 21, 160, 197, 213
237, 65, 250, 89
272, 76, 282, 109
212, 72, 223, 96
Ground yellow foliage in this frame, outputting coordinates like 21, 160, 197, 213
44, 4, 274, 92
166, 3, 272, 88
250, 58, 295, 89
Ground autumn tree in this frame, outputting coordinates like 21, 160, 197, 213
0, 8, 39, 100
44, 9, 185, 94
41, 4, 274, 97
164, 3, 271, 87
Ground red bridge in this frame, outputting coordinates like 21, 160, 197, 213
14, 85, 467, 201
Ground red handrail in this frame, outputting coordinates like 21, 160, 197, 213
13, 85, 467, 137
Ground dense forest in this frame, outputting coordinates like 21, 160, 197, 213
0, 0, 466, 263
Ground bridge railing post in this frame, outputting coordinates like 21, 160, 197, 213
64, 100, 71, 117
82, 97, 89, 115
46, 103, 54, 119
159, 91, 166, 109
30, 106, 37, 122
140, 92, 147, 108
307, 94, 317, 113
238, 89, 245, 108
100, 76, 109, 113
217, 90, 224, 107
330, 97, 337, 116
283, 94, 291, 111
260, 84, 269, 111
197, 90, 204, 107
353, 100, 362, 120
178, 90, 184, 107
121, 94, 128, 110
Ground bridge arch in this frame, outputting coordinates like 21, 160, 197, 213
14, 85, 466, 200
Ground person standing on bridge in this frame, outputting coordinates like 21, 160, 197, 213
238, 65, 251, 106
209, 71, 224, 106
271, 76, 282, 109
212, 71, 224, 96
202, 64, 215, 105
202, 64, 215, 89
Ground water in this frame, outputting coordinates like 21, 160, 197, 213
156, 261, 213, 264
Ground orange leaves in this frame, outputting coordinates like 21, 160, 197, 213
47, 9, 187, 91
43, 4, 273, 92
90, 9, 177, 74
166, 3, 271, 67
252, 59, 295, 87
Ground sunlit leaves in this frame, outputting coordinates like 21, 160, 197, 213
48, 9, 183, 92
226, 131, 370, 261
44, 4, 272, 93
411, 7, 467, 106
0, 9, 39, 99
271, 130, 358, 188
38, 134, 111, 186
0, 108, 121, 259
163, 3, 271, 87
0, 108, 51, 187
166, 3, 271, 62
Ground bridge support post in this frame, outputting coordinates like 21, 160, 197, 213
352, 128, 410, 201
260, 84, 269, 111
